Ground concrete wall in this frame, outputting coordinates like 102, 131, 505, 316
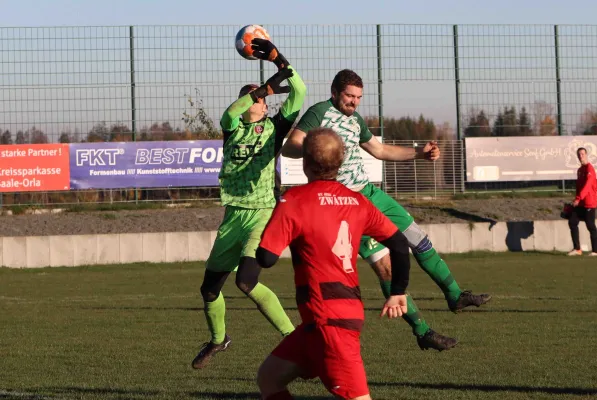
0, 219, 586, 268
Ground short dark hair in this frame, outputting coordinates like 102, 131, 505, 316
578, 147, 587, 156
238, 84, 259, 98
331, 69, 363, 95
303, 128, 345, 180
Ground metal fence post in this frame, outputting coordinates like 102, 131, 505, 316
130, 26, 138, 204
259, 60, 265, 85
433, 159, 437, 199
413, 159, 418, 201
376, 24, 385, 191
393, 160, 398, 197
460, 142, 466, 194
130, 26, 136, 142
554, 25, 563, 136
452, 141, 456, 195
453, 25, 466, 193
453, 25, 461, 141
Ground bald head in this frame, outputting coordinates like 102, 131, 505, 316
302, 128, 345, 181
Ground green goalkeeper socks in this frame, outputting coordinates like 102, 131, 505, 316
247, 283, 295, 336
413, 249, 462, 304
204, 292, 227, 344
204, 284, 294, 344
380, 281, 430, 337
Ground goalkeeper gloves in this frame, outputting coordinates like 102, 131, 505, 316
251, 38, 290, 70
249, 68, 294, 102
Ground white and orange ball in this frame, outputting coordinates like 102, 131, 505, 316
235, 24, 271, 60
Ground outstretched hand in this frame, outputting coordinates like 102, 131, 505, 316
251, 38, 289, 69
422, 141, 440, 161
263, 67, 293, 95
251, 38, 279, 61
380, 295, 408, 319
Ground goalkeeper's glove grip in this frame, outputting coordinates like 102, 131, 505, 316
252, 38, 290, 70
250, 87, 269, 102
249, 68, 294, 102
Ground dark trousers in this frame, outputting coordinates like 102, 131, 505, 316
568, 206, 597, 252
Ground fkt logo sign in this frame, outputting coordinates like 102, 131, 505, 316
75, 149, 124, 166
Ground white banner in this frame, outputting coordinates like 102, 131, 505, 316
465, 136, 597, 182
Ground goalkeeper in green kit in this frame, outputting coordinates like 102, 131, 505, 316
282, 69, 491, 352
191, 38, 305, 369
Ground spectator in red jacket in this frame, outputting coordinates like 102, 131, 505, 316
568, 147, 597, 256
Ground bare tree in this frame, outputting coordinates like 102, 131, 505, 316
533, 101, 555, 136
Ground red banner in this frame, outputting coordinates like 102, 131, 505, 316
0, 144, 70, 192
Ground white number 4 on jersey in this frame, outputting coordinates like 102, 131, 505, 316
332, 221, 354, 273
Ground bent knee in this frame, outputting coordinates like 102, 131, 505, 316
235, 276, 257, 295
200, 285, 219, 303
257, 357, 290, 396
403, 222, 433, 254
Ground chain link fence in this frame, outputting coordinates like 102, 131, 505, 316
383, 140, 464, 200
0, 24, 596, 206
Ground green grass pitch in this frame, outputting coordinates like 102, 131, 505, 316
1, 252, 596, 399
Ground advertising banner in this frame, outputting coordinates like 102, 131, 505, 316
0, 144, 70, 192
69, 141, 223, 189
465, 136, 597, 182
0, 138, 384, 191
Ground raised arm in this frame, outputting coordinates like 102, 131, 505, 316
250, 39, 307, 139
280, 128, 307, 159
280, 104, 323, 159
269, 66, 306, 145
275, 66, 306, 132
360, 136, 440, 162
221, 68, 295, 139
352, 111, 440, 161
220, 94, 255, 134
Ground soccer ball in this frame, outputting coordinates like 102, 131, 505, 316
235, 25, 271, 60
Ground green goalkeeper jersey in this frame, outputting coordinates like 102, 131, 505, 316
295, 99, 373, 191
218, 66, 306, 209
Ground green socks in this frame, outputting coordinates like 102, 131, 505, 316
413, 249, 462, 304
402, 294, 430, 337
247, 283, 295, 336
204, 292, 227, 344
380, 280, 430, 337
204, 284, 294, 344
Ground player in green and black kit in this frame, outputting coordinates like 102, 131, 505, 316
191, 38, 306, 369
282, 69, 491, 352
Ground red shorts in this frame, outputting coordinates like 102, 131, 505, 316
271, 323, 368, 399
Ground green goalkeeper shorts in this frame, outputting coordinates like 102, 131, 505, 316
206, 206, 273, 273
358, 183, 415, 261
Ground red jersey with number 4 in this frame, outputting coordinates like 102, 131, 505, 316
259, 180, 398, 332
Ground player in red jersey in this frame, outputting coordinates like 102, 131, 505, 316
567, 146, 597, 256
255, 128, 411, 400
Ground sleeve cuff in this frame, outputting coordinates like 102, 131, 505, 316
390, 283, 407, 296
